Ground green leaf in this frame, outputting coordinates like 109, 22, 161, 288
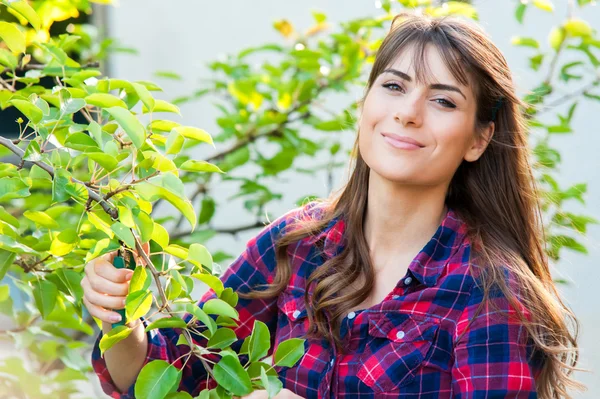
260, 367, 283, 399
212, 355, 252, 397
198, 196, 216, 225
132, 82, 156, 112
85, 93, 128, 109
49, 228, 79, 257
547, 125, 572, 134
0, 251, 16, 280
274, 338, 305, 367
125, 290, 153, 322
23, 210, 59, 229
207, 328, 237, 349
564, 18, 592, 37
87, 152, 119, 172
151, 222, 169, 248
511, 36, 540, 48
249, 320, 270, 362
0, 285, 9, 302
154, 71, 182, 80
105, 106, 146, 148
135, 360, 182, 399
172, 126, 214, 145
548, 27, 566, 51
130, 265, 151, 292
111, 222, 136, 249
149, 120, 180, 132
532, 0, 554, 12
99, 325, 134, 355
515, 3, 527, 23
65, 132, 100, 151
9, 99, 43, 123
166, 130, 184, 155
0, 176, 29, 201
7, 1, 41, 31
184, 303, 216, 335
0, 21, 26, 53
203, 299, 238, 320
145, 316, 188, 332
144, 99, 180, 115
135, 173, 196, 230
32, 279, 58, 318
165, 393, 193, 399
61, 98, 86, 115
188, 243, 213, 270
191, 273, 224, 296
180, 160, 224, 174
164, 244, 189, 260
133, 210, 154, 244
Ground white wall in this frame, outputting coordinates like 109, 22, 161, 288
101, 1, 600, 397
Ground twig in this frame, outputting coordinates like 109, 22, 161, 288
170, 220, 266, 241
104, 171, 161, 202
132, 234, 216, 380
0, 136, 119, 219
537, 78, 600, 114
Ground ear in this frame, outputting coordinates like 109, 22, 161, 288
464, 122, 494, 162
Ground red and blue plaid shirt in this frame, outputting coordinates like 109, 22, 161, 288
92, 202, 543, 398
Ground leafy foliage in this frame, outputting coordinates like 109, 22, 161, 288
0, 0, 597, 397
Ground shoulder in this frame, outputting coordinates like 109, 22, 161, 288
246, 200, 328, 258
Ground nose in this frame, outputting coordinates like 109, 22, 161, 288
393, 95, 423, 128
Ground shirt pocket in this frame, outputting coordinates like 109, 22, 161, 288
276, 290, 310, 341
356, 312, 440, 392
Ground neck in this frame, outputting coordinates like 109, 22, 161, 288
364, 169, 448, 264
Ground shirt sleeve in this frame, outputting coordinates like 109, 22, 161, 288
91, 209, 294, 398
451, 280, 541, 399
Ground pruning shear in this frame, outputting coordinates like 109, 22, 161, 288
111, 240, 137, 328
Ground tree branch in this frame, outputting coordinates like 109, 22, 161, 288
0, 136, 119, 220
170, 220, 266, 241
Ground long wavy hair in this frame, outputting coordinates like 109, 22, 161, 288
243, 13, 583, 398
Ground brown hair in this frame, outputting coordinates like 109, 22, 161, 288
243, 13, 583, 398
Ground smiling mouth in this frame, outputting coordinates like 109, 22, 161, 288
380, 133, 424, 150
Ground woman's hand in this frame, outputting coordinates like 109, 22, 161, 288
81, 243, 149, 324
240, 389, 304, 399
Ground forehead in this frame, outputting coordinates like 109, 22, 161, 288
384, 43, 471, 90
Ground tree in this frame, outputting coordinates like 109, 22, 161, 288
0, 0, 597, 397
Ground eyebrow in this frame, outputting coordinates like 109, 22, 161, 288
381, 68, 467, 100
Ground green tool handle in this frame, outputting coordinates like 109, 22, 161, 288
111, 251, 136, 328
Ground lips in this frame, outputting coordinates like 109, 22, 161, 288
380, 133, 425, 149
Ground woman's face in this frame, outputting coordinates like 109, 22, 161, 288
358, 44, 493, 188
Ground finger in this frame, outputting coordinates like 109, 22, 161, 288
95, 257, 134, 284
82, 277, 126, 310
83, 296, 122, 324
241, 391, 267, 399
84, 250, 118, 277
87, 270, 130, 296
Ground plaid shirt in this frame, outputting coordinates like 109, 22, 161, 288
92, 203, 542, 398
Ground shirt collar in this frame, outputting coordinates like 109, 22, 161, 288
315, 207, 469, 287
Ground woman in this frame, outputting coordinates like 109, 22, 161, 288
83, 13, 583, 399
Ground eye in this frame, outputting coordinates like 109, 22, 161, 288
434, 98, 456, 109
382, 82, 404, 92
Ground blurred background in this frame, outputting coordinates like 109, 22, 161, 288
0, 0, 598, 397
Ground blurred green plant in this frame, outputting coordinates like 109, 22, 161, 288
0, 0, 597, 398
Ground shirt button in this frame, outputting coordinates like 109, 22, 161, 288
347, 311, 356, 320
292, 310, 301, 319
396, 330, 405, 339
404, 276, 413, 285
330, 358, 335, 366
